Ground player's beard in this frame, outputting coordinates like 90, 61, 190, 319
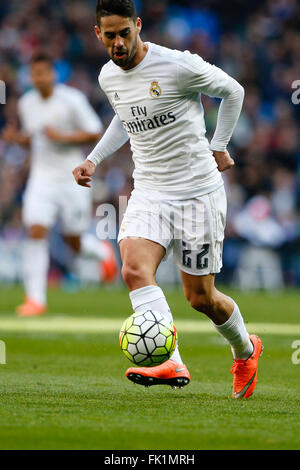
111, 35, 138, 69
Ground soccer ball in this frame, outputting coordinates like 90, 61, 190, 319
119, 310, 177, 367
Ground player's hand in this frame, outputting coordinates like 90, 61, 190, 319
72, 160, 96, 188
1, 124, 20, 143
213, 150, 235, 172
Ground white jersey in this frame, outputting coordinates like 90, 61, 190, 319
18, 84, 103, 183
91, 42, 244, 199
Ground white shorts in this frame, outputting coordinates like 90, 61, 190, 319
118, 185, 227, 276
23, 179, 92, 235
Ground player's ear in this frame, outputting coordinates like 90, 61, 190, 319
94, 25, 102, 42
136, 17, 142, 34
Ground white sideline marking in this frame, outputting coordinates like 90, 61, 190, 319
0, 317, 299, 336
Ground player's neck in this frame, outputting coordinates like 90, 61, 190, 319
38, 87, 54, 100
121, 39, 148, 71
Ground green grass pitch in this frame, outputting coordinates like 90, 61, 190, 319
0, 285, 300, 450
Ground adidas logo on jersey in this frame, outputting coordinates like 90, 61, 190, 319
114, 92, 120, 101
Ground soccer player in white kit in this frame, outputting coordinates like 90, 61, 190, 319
2, 53, 119, 317
73, 0, 263, 399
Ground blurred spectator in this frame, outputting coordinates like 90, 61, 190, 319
233, 195, 285, 290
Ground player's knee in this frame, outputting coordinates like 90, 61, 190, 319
28, 225, 48, 240
121, 264, 152, 290
64, 236, 81, 254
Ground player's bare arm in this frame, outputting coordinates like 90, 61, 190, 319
72, 160, 96, 188
1, 124, 30, 148
45, 127, 101, 145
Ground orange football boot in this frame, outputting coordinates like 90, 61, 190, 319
99, 241, 119, 283
16, 298, 47, 317
126, 359, 191, 389
231, 334, 263, 399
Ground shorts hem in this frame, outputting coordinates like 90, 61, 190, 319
118, 234, 169, 252
178, 265, 221, 277
23, 219, 53, 229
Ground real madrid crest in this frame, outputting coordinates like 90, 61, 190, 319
150, 81, 162, 98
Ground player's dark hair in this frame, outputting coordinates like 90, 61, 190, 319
96, 0, 137, 26
31, 53, 54, 67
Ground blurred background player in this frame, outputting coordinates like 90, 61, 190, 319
2, 53, 118, 317
73, 0, 263, 399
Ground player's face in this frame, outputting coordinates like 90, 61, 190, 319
95, 15, 141, 68
31, 61, 54, 94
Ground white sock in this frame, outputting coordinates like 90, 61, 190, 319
80, 233, 110, 261
23, 239, 49, 305
213, 301, 254, 360
129, 285, 184, 365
